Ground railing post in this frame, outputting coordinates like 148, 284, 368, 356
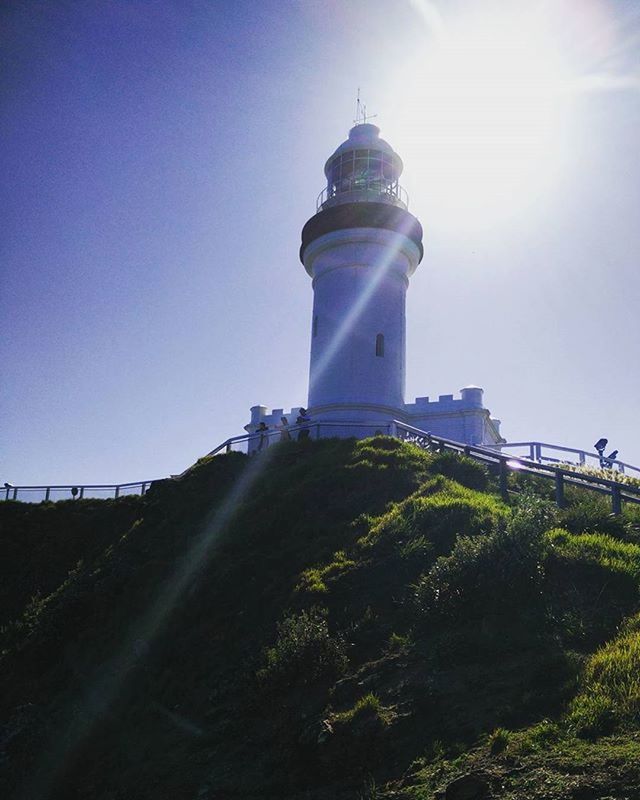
579, 452, 586, 465
464, 446, 470, 456
529, 443, 535, 461
226, 442, 232, 453
555, 471, 566, 508
612, 485, 622, 515
115, 486, 120, 499
45, 487, 50, 502
141, 483, 146, 496
12, 487, 18, 501
535, 443, 542, 462
499, 458, 509, 501
79, 487, 84, 499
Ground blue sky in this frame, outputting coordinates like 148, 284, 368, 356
2, 0, 639, 484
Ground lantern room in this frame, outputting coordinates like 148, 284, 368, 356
317, 123, 408, 211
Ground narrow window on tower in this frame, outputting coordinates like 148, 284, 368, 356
313, 315, 318, 337
375, 333, 385, 357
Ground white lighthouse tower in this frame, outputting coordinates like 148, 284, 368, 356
300, 122, 422, 427
246, 121, 503, 446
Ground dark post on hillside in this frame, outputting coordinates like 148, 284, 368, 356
499, 458, 509, 501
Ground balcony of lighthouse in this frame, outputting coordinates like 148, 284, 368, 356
317, 176, 409, 212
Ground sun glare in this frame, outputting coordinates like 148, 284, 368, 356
391, 8, 573, 229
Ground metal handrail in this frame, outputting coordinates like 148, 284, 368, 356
2, 479, 161, 503
204, 420, 393, 459
482, 440, 639, 478
391, 421, 640, 513
4, 421, 638, 513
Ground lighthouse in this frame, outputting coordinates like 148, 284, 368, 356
246, 122, 503, 446
301, 122, 422, 425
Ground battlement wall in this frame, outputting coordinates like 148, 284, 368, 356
404, 386, 485, 413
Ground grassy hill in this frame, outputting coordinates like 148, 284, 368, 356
2, 437, 640, 799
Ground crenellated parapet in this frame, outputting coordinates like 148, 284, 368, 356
404, 386, 503, 445
246, 405, 304, 432
405, 386, 485, 413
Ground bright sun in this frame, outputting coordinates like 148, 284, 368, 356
389, 7, 572, 229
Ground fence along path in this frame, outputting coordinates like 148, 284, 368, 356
3, 421, 640, 513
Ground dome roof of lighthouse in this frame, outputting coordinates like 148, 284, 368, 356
324, 123, 403, 179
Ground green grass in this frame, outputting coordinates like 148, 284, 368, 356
359, 478, 508, 555
546, 528, 640, 582
568, 628, 640, 737
296, 549, 357, 594
332, 692, 390, 725
3, 437, 640, 800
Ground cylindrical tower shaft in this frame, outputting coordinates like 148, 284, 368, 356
304, 225, 420, 410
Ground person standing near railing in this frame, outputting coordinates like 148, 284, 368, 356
296, 408, 311, 441
257, 421, 269, 451
279, 416, 291, 442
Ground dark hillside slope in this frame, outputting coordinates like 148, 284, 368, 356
0, 497, 144, 630
2, 438, 640, 800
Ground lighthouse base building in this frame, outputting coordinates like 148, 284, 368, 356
247, 388, 502, 448
245, 122, 503, 448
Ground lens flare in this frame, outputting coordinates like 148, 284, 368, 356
390, 5, 572, 230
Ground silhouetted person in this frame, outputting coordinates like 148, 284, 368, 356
256, 421, 269, 451
296, 408, 311, 441
594, 438, 609, 467
279, 416, 291, 442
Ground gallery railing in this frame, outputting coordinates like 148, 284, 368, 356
316, 180, 409, 211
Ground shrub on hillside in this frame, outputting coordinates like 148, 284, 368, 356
509, 490, 558, 539
559, 495, 634, 540
415, 494, 550, 626
257, 607, 348, 688
427, 451, 489, 491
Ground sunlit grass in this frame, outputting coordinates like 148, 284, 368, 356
569, 627, 640, 737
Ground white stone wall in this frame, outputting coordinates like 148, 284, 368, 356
245, 387, 504, 450
303, 228, 421, 411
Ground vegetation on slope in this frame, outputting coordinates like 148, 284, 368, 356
1, 437, 640, 799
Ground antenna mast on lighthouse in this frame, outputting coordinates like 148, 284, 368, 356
354, 88, 377, 126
